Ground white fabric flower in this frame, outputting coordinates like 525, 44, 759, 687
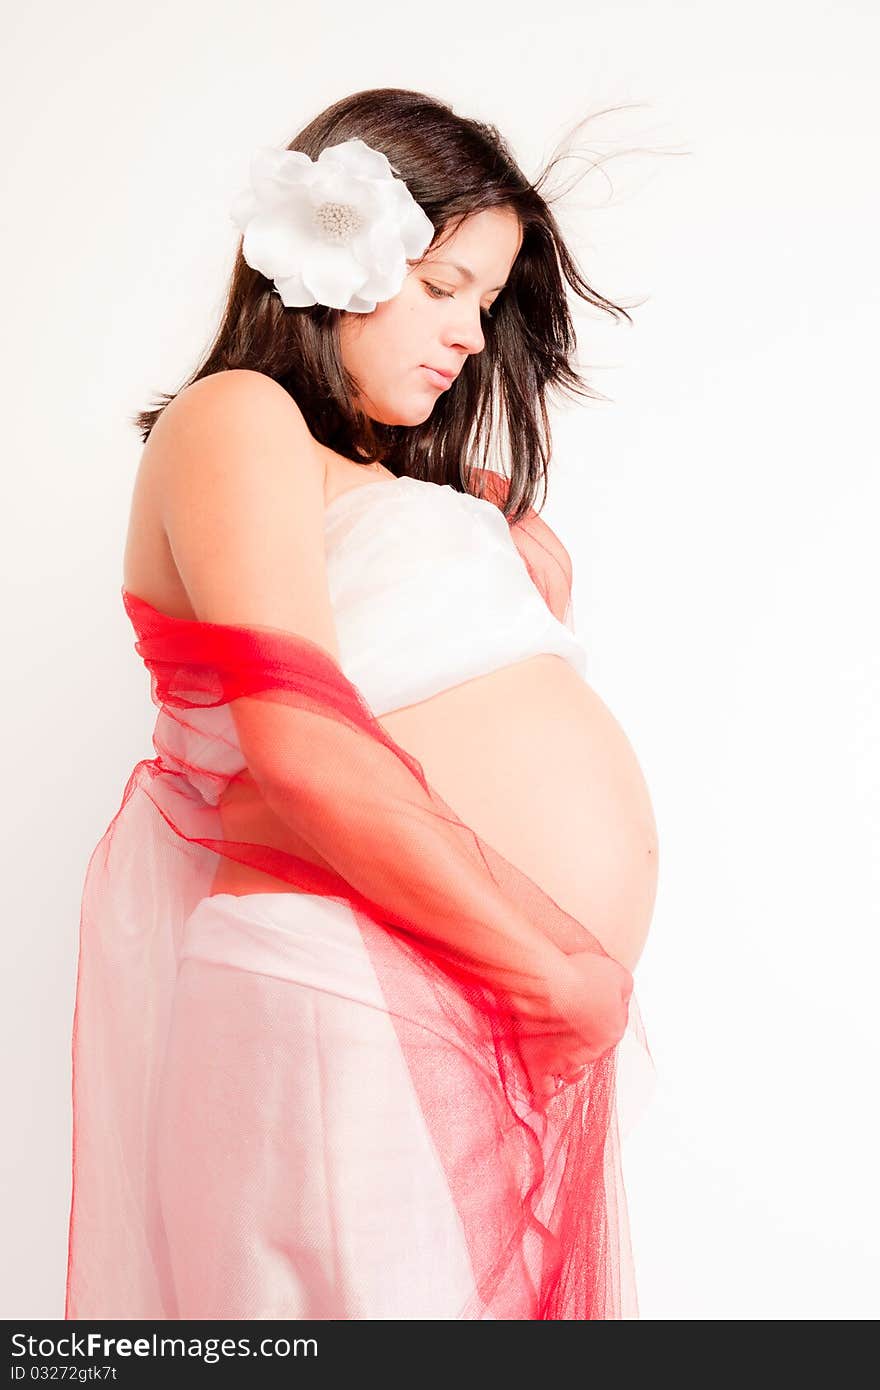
229, 139, 435, 312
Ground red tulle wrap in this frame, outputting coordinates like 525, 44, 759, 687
65, 490, 652, 1321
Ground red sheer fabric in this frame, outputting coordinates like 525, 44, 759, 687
65, 484, 653, 1321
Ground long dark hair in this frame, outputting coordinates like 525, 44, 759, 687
133, 88, 641, 524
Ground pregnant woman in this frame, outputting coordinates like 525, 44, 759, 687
66, 88, 658, 1321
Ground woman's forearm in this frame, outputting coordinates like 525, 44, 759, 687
259, 744, 573, 1019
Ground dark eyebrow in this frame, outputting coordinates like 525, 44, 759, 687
429, 260, 508, 293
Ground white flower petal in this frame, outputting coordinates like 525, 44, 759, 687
250, 146, 311, 205
229, 187, 258, 230
242, 203, 312, 278
355, 265, 407, 305
272, 271, 317, 308
302, 243, 367, 310
344, 292, 379, 313
359, 217, 406, 279
353, 217, 408, 302
272, 149, 314, 186
386, 178, 436, 256
368, 175, 435, 257
307, 166, 374, 224
401, 204, 435, 258
317, 138, 395, 183
353, 177, 392, 224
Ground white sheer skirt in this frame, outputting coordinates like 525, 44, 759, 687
156, 891, 498, 1319
156, 889, 653, 1320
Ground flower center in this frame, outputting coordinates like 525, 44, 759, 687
312, 200, 362, 244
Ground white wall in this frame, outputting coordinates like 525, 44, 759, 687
2, 0, 877, 1320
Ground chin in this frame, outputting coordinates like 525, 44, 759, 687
368, 397, 435, 427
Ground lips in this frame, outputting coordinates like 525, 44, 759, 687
421, 365, 457, 388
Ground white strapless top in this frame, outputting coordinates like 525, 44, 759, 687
323, 475, 587, 714
153, 474, 588, 802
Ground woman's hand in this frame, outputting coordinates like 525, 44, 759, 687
513, 948, 633, 1108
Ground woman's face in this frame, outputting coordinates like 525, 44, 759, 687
338, 208, 523, 425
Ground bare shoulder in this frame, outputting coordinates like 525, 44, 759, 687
141, 368, 339, 644
150, 369, 317, 462
145, 367, 326, 543
171, 367, 303, 407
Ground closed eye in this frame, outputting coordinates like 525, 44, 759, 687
424, 281, 494, 320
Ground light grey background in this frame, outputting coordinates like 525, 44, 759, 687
3, 0, 877, 1320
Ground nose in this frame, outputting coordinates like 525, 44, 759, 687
444, 303, 485, 356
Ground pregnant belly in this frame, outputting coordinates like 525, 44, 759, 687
378, 654, 658, 972
210, 654, 658, 973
